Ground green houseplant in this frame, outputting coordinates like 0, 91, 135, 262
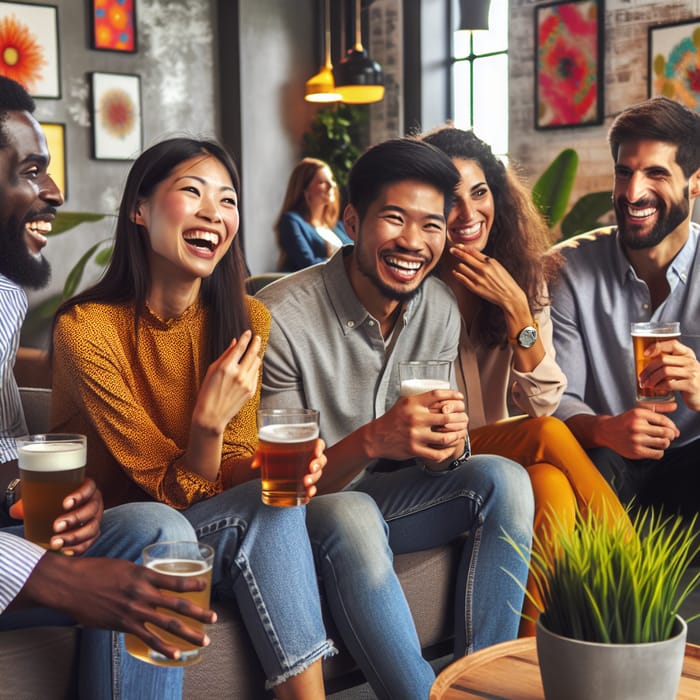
532, 148, 613, 240
504, 508, 700, 700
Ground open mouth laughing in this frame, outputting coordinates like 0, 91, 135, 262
382, 253, 427, 281
24, 219, 52, 256
449, 220, 483, 244
183, 229, 221, 254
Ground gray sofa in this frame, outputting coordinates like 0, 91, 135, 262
0, 387, 460, 699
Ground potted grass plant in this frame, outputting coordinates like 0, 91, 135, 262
504, 508, 700, 700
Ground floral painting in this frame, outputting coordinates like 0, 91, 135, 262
91, 72, 142, 160
649, 19, 700, 112
91, 0, 136, 53
535, 0, 603, 129
0, 2, 60, 98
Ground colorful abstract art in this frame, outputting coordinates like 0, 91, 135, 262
91, 0, 136, 53
0, 2, 60, 98
649, 19, 700, 112
535, 0, 603, 130
91, 72, 142, 160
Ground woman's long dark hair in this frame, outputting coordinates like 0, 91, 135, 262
422, 126, 560, 346
53, 137, 250, 365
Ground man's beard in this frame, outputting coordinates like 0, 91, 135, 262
0, 218, 51, 289
616, 188, 689, 251
355, 242, 428, 303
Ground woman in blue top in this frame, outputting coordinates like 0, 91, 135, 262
275, 158, 351, 271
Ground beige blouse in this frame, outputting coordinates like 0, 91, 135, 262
456, 304, 566, 430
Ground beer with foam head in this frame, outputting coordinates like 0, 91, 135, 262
630, 322, 681, 402
399, 361, 451, 397
256, 409, 319, 507
125, 541, 214, 667
16, 434, 86, 548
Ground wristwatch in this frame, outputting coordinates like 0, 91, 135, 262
448, 436, 471, 470
4, 477, 20, 514
508, 322, 538, 349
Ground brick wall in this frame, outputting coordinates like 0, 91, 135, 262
509, 0, 700, 223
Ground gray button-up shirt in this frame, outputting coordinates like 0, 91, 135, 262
257, 248, 461, 483
550, 224, 700, 447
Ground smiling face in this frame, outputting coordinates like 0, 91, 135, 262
446, 158, 495, 251
305, 165, 336, 210
0, 110, 63, 288
613, 139, 691, 251
345, 179, 447, 307
134, 154, 239, 284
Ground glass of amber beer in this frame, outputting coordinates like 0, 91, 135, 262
256, 408, 320, 507
631, 321, 681, 402
16, 434, 86, 548
399, 361, 451, 397
125, 541, 214, 667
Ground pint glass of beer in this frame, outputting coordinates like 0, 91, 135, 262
631, 321, 681, 402
125, 541, 214, 667
16, 434, 87, 548
399, 361, 451, 397
256, 408, 319, 507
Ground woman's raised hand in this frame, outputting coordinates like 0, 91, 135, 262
194, 331, 262, 435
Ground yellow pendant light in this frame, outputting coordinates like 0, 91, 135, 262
335, 0, 384, 104
305, 0, 342, 103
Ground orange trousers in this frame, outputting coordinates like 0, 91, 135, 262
470, 415, 629, 637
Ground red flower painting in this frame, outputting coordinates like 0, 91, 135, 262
0, 14, 45, 92
536, 1, 601, 128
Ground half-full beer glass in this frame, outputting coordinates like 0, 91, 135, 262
399, 361, 451, 397
631, 321, 681, 402
16, 434, 86, 548
256, 408, 319, 506
125, 541, 214, 667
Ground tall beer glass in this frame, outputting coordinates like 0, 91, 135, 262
631, 322, 681, 402
399, 361, 451, 397
16, 434, 86, 548
125, 541, 214, 667
256, 408, 319, 507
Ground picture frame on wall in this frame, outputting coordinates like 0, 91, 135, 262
40, 122, 66, 198
90, 71, 142, 161
648, 18, 700, 113
534, 0, 603, 130
90, 0, 137, 53
0, 1, 61, 98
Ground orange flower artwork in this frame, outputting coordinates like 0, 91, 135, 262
0, 3, 60, 98
0, 14, 46, 92
91, 72, 141, 160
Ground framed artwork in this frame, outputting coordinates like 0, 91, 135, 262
0, 2, 60, 98
40, 122, 66, 198
90, 71, 142, 161
648, 19, 700, 112
534, 0, 603, 130
90, 0, 137, 53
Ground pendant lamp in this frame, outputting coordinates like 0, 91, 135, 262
335, 0, 384, 104
305, 0, 342, 102
459, 0, 491, 31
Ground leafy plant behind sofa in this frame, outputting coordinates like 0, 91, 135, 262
532, 148, 613, 240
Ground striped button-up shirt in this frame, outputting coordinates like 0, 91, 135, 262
0, 532, 45, 613
0, 273, 28, 463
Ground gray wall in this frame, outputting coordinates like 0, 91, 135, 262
27, 0, 219, 317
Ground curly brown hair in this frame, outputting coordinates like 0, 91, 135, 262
422, 126, 561, 346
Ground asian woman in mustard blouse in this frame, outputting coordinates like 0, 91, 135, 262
51, 138, 438, 699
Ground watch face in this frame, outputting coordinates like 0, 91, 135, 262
518, 326, 538, 348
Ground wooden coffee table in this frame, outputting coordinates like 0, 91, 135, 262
430, 638, 700, 699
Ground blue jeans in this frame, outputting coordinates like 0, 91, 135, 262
183, 479, 335, 689
352, 456, 534, 657
307, 492, 435, 700
1, 501, 196, 700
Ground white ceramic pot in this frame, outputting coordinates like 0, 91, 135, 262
536, 615, 687, 700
